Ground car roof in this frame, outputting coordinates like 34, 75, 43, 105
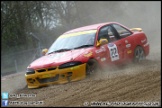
63, 22, 115, 34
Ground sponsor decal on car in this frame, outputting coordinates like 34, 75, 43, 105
126, 44, 131, 48
84, 51, 93, 57
108, 43, 114, 47
125, 40, 128, 44
127, 50, 132, 54
101, 57, 106, 62
95, 46, 106, 53
143, 42, 149, 47
141, 38, 146, 43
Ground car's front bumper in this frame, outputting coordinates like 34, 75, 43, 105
25, 63, 86, 88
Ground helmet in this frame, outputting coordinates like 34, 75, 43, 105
42, 49, 48, 55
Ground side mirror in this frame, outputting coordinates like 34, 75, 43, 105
97, 38, 108, 47
42, 48, 48, 56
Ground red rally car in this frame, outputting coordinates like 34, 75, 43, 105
25, 22, 149, 88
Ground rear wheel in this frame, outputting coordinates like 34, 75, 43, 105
86, 59, 98, 76
134, 46, 145, 63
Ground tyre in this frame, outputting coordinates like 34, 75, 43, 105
86, 59, 99, 76
133, 46, 145, 63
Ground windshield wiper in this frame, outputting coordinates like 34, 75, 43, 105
73, 44, 93, 49
48, 48, 71, 54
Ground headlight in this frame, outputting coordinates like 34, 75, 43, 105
59, 61, 83, 69
26, 68, 35, 75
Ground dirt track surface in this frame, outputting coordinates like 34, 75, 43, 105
2, 57, 161, 107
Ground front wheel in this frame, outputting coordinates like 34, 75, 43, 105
86, 59, 99, 76
133, 46, 145, 63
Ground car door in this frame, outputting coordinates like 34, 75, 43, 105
111, 24, 135, 62
106, 25, 125, 64
95, 25, 125, 66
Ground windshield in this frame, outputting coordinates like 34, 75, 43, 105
47, 30, 97, 54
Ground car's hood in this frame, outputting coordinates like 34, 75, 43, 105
28, 48, 93, 69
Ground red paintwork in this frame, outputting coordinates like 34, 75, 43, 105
28, 22, 149, 70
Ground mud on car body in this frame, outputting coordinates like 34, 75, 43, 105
25, 22, 149, 88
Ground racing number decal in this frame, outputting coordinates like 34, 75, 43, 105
108, 43, 119, 61
110, 48, 117, 58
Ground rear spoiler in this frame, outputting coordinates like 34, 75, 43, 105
130, 28, 142, 32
